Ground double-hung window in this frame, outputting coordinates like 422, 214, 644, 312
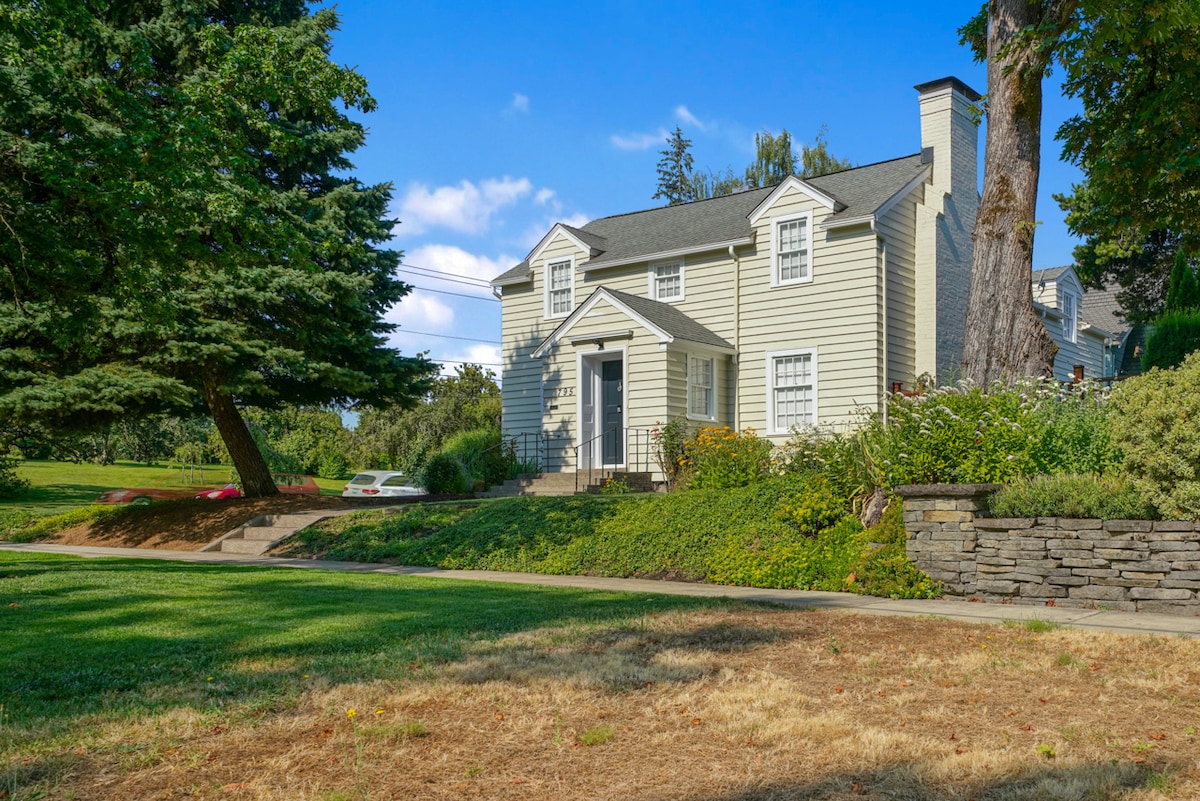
687, 355, 714, 420
772, 212, 813, 286
652, 261, 683, 301
1061, 290, 1078, 343
545, 258, 574, 318
767, 348, 816, 433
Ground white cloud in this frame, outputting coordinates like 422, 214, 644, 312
559, 212, 590, 229
519, 211, 591, 251
534, 188, 556, 206
388, 292, 455, 330
437, 344, 504, 377
675, 105, 705, 130
610, 128, 668, 151
510, 93, 530, 113
404, 244, 518, 285
397, 177, 532, 235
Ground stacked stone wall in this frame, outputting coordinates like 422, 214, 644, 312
897, 484, 1200, 615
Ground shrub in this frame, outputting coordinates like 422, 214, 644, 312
651, 417, 690, 487
706, 517, 867, 591
317, 446, 351, 480
1142, 311, 1200, 372
775, 475, 848, 534
0, 455, 30, 499
441, 427, 506, 487
420, 452, 467, 494
849, 503, 942, 599
1110, 352, 1200, 519
681, 426, 772, 489
988, 473, 1157, 519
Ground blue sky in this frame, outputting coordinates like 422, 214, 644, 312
325, 1, 1085, 375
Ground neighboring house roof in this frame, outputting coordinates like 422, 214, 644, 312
1033, 266, 1073, 284
1079, 285, 1133, 337
492, 154, 931, 285
531, 286, 734, 358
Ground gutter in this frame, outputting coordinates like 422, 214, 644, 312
870, 220, 888, 422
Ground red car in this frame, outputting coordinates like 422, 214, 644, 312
193, 474, 321, 500
97, 474, 320, 505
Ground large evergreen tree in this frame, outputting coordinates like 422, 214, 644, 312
0, 1, 434, 496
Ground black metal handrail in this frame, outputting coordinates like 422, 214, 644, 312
572, 426, 656, 493
478, 431, 548, 487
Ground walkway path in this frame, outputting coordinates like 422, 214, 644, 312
3, 541, 1199, 638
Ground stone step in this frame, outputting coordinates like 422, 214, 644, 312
240, 525, 297, 541
220, 538, 271, 554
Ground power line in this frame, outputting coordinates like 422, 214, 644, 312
407, 284, 499, 302
427, 357, 504, 368
395, 329, 501, 345
399, 267, 493, 290
400, 262, 493, 285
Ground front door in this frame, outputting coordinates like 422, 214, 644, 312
601, 359, 623, 465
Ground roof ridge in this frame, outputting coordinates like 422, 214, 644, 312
582, 152, 925, 227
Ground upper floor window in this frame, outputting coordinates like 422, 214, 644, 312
687, 355, 713, 420
771, 212, 813, 287
766, 348, 816, 434
545, 258, 574, 318
651, 261, 684, 301
1061, 290, 1078, 343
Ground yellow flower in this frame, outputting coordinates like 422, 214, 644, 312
374, 708, 384, 716
347, 708, 357, 719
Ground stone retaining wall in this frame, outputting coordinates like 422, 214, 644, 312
896, 484, 1200, 615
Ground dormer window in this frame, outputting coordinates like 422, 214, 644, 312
771, 212, 813, 286
651, 261, 683, 301
545, 257, 574, 318
1061, 290, 1077, 343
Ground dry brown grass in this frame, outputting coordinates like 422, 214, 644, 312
12, 609, 1200, 800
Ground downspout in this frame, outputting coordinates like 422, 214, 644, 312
729, 244, 740, 430
870, 221, 888, 423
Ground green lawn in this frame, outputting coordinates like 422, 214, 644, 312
0, 552, 729, 733
5, 460, 348, 515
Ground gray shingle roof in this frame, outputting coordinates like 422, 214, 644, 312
1080, 285, 1132, 336
492, 259, 529, 286
601, 288, 733, 350
491, 154, 930, 284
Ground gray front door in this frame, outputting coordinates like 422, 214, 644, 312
601, 360, 623, 465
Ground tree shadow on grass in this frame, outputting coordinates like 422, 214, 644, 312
0, 555, 763, 725
670, 759, 1169, 801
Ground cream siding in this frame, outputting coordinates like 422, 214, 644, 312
877, 183, 921, 393
1034, 272, 1107, 381
738, 187, 881, 440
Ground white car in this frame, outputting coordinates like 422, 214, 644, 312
342, 470, 423, 498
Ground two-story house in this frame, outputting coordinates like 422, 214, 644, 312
491, 77, 981, 479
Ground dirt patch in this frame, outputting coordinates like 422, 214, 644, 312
47, 495, 444, 551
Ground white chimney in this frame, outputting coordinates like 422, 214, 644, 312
912, 76, 982, 380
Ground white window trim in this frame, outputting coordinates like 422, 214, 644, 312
686, 353, 715, 422
648, 259, 685, 303
770, 211, 814, 287
1061, 289, 1078, 344
765, 346, 818, 435
543, 255, 575, 320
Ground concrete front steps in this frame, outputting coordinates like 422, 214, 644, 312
201, 509, 358, 556
477, 471, 654, 498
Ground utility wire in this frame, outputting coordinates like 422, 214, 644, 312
426, 357, 504, 368
395, 329, 501, 345
399, 268, 493, 290
407, 284, 499, 302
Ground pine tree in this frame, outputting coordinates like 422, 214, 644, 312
653, 127, 695, 206
1164, 250, 1200, 314
0, 2, 435, 497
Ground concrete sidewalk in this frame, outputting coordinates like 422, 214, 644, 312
4, 541, 1199, 638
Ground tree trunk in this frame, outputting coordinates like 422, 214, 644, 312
202, 373, 278, 498
961, 0, 1064, 385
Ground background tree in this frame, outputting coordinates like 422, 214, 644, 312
690, 127, 854, 200
958, 0, 1075, 384
350, 365, 501, 474
958, 1, 1198, 384
0, 2, 434, 496
653, 127, 696, 206
1073, 229, 1179, 323
1164, 251, 1200, 315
